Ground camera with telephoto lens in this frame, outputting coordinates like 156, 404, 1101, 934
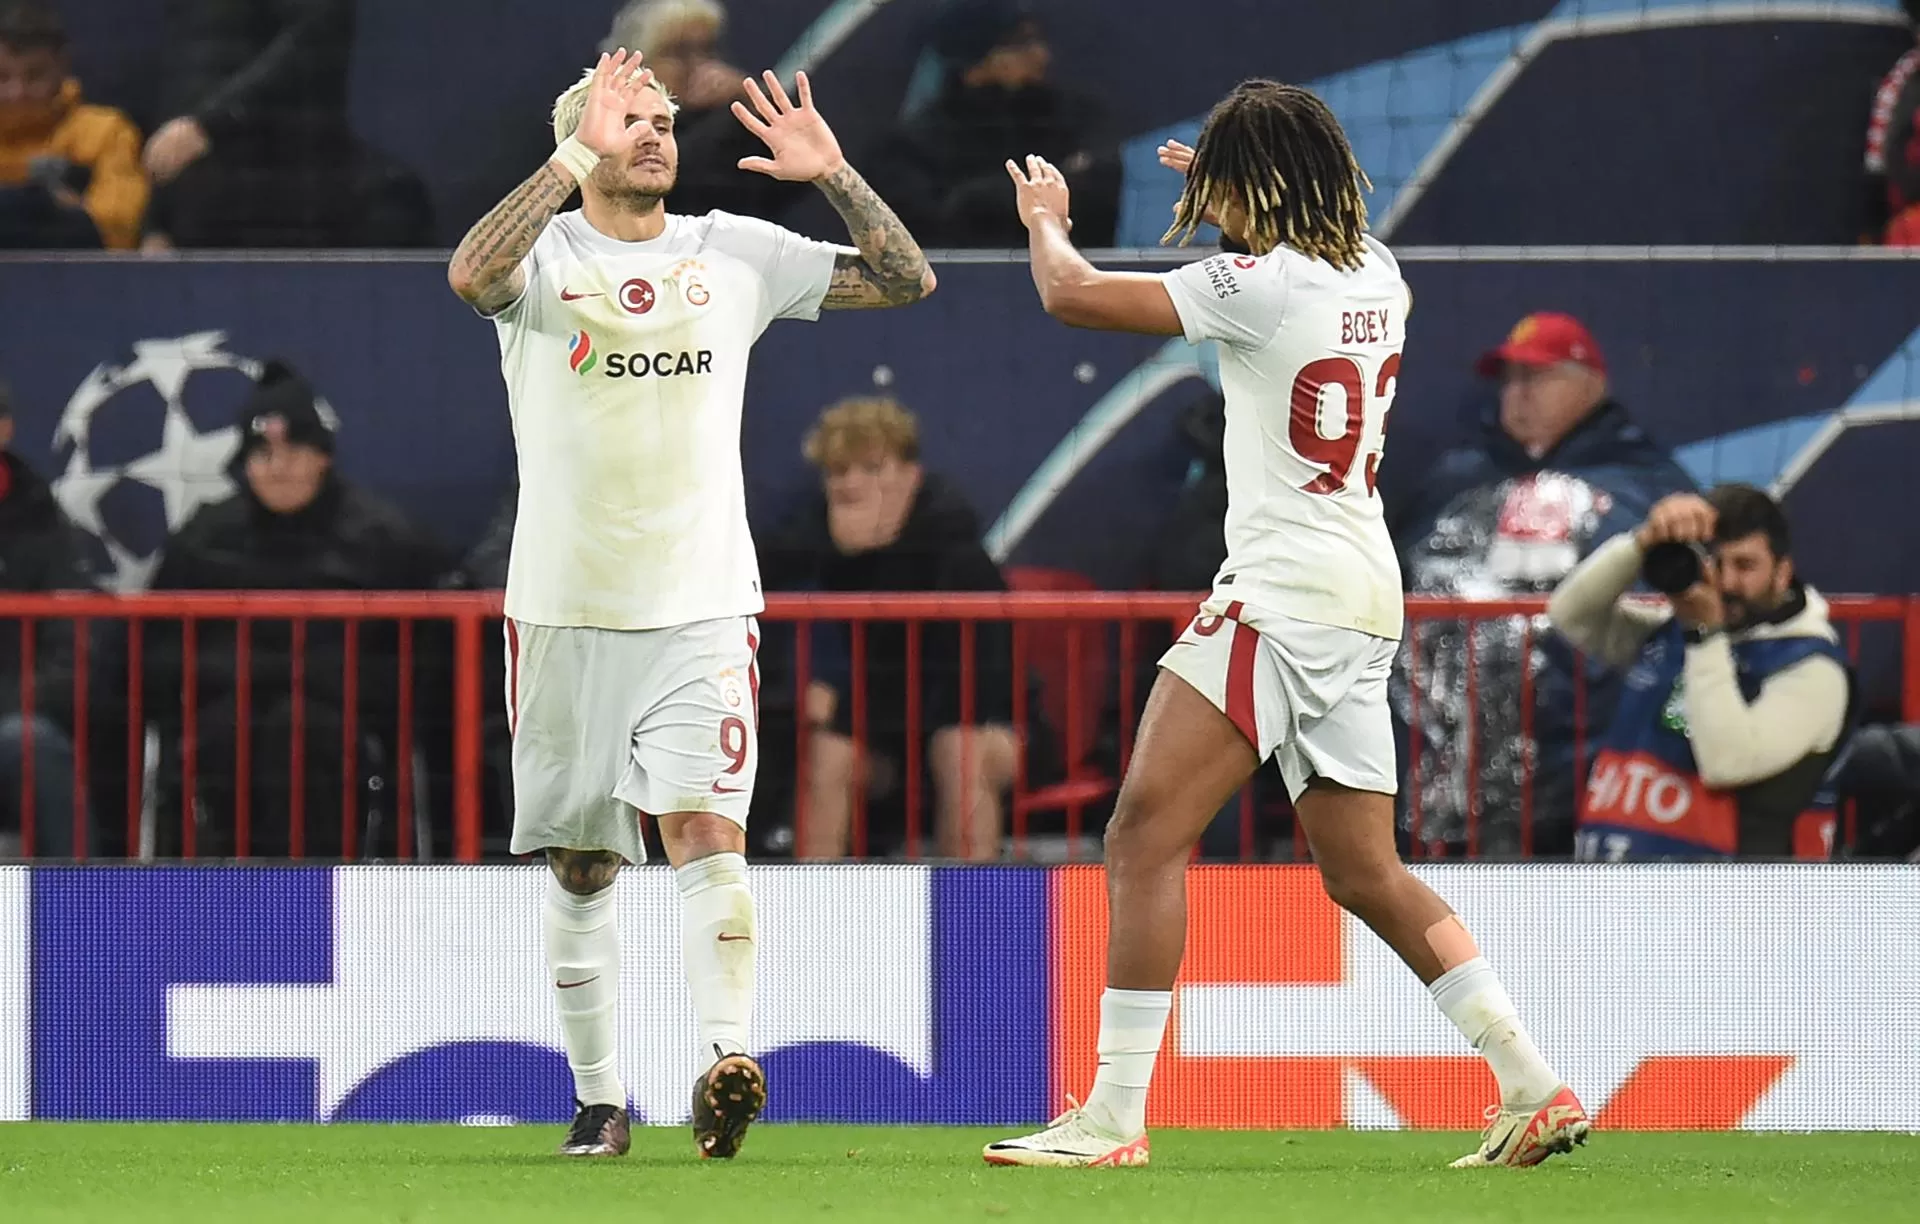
1642, 540, 1711, 596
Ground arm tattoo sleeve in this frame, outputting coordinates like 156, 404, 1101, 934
448, 163, 576, 313
816, 163, 933, 310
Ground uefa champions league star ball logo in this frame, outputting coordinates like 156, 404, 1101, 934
50, 331, 338, 591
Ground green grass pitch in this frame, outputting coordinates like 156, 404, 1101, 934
4, 1125, 1917, 1222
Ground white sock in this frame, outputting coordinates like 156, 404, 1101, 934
546, 875, 625, 1107
677, 851, 755, 1060
1429, 957, 1560, 1105
1082, 988, 1172, 1137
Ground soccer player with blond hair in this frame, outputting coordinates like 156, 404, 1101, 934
988, 80, 1589, 1170
448, 50, 934, 1160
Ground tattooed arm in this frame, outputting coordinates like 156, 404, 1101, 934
448, 49, 658, 314
730, 69, 935, 311
446, 162, 577, 315
816, 162, 937, 310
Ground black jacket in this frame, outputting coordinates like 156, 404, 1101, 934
761, 472, 1015, 728
149, 472, 447, 717
0, 451, 97, 725
160, 0, 354, 144
865, 80, 1114, 248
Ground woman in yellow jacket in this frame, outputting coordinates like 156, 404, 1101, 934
0, 2, 148, 250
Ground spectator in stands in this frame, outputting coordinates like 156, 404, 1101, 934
1864, 1, 1920, 245
1383, 312, 1694, 858
0, 377, 96, 858
606, 0, 742, 116
761, 397, 1019, 861
0, 1, 147, 249
866, 0, 1117, 247
1549, 486, 1851, 860
142, 0, 431, 249
598, 0, 808, 222
1829, 723, 1920, 861
148, 360, 448, 858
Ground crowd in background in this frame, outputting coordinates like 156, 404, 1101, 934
1, 0, 1917, 863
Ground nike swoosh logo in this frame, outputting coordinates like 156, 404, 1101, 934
1484, 1131, 1511, 1162
555, 976, 599, 989
712, 782, 745, 794
560, 288, 603, 301
717, 933, 752, 942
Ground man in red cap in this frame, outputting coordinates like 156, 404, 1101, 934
1386, 310, 1694, 860
1476, 312, 1610, 459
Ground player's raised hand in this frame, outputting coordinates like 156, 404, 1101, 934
574, 49, 657, 160
1157, 138, 1221, 226
1005, 154, 1072, 231
732, 71, 846, 182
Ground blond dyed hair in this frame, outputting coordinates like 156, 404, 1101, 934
803, 397, 921, 470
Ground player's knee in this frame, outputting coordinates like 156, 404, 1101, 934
547, 848, 622, 895
1317, 858, 1403, 922
658, 811, 745, 863
1102, 793, 1179, 874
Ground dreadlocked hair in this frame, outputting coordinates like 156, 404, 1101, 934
1163, 80, 1373, 271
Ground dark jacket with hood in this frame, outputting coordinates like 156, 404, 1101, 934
0, 449, 98, 726
760, 471, 1015, 733
148, 361, 447, 718
1382, 399, 1696, 856
866, 77, 1115, 249
158, 0, 354, 146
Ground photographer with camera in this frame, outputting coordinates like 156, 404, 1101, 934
1546, 485, 1850, 860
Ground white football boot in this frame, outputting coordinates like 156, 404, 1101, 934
1450, 1084, 1591, 1168
983, 1097, 1151, 1168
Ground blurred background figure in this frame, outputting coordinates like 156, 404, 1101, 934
868, 0, 1117, 247
0, 376, 98, 858
142, 0, 430, 249
598, 0, 804, 220
762, 397, 1023, 861
1384, 312, 1694, 858
605, 0, 742, 115
1864, 0, 1920, 245
146, 360, 448, 858
0, 0, 147, 249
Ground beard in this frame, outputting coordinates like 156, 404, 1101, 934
590, 161, 677, 211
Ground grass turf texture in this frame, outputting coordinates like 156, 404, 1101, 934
4, 1126, 1916, 1223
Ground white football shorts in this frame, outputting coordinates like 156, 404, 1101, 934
506, 615, 759, 864
1159, 599, 1398, 800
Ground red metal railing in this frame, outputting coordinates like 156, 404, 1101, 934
0, 592, 1911, 863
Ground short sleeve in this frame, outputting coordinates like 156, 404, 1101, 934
1161, 253, 1289, 350
704, 211, 842, 328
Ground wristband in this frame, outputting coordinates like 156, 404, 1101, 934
549, 136, 602, 184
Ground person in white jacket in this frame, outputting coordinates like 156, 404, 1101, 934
1548, 485, 1851, 860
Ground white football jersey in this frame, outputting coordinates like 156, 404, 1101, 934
1161, 235, 1410, 641
489, 209, 840, 630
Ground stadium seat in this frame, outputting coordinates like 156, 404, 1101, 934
1002, 566, 1117, 832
